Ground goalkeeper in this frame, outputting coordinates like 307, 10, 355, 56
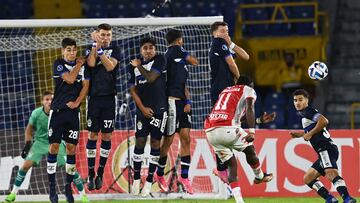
4, 91, 88, 203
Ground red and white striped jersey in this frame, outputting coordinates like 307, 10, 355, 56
204, 85, 256, 129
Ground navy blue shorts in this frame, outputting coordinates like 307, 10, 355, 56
87, 95, 116, 133
135, 111, 167, 140
48, 109, 80, 145
166, 98, 191, 136
311, 143, 339, 176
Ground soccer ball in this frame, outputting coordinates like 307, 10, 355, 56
308, 61, 328, 80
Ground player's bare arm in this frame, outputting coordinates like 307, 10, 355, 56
303, 115, 329, 141
99, 55, 118, 72
241, 111, 277, 125
130, 59, 160, 83
87, 31, 100, 67
184, 85, 191, 113
245, 97, 256, 142
225, 56, 240, 81
67, 80, 89, 109
233, 46, 250, 61
258, 112, 277, 123
218, 33, 249, 60
186, 54, 199, 66
62, 57, 84, 84
129, 86, 154, 118
289, 131, 305, 138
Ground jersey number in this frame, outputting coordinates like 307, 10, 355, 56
69, 130, 78, 139
150, 117, 161, 128
104, 120, 113, 128
214, 93, 231, 110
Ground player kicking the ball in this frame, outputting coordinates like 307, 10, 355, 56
204, 75, 273, 203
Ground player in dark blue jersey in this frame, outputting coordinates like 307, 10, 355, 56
128, 37, 167, 197
154, 29, 199, 194
209, 21, 249, 107
85, 23, 120, 190
210, 21, 251, 183
47, 38, 90, 203
290, 89, 356, 203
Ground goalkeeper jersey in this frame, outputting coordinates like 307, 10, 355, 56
29, 107, 49, 143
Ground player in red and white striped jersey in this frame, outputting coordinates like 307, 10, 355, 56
204, 75, 273, 203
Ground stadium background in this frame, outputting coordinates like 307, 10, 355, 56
0, 0, 360, 202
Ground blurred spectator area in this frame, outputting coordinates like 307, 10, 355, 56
0, 0, 329, 130
0, 0, 323, 38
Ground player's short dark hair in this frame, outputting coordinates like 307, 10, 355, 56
165, 29, 183, 44
140, 37, 156, 47
42, 90, 53, 97
292, 89, 309, 98
61, 38, 76, 48
211, 21, 228, 33
236, 75, 253, 86
97, 23, 112, 31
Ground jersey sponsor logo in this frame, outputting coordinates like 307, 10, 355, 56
57, 65, 63, 72
222, 44, 228, 51
209, 113, 228, 120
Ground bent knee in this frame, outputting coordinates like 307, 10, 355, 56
325, 169, 339, 180
49, 143, 60, 153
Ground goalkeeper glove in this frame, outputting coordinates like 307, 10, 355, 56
21, 141, 32, 159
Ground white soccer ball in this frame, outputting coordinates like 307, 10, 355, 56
308, 61, 328, 80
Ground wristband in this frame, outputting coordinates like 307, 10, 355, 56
185, 99, 192, 105
97, 48, 104, 56
92, 42, 97, 48
229, 42, 235, 50
249, 128, 255, 134
256, 117, 262, 124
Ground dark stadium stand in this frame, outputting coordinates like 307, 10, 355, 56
1, 0, 347, 129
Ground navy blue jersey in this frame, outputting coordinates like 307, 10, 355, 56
209, 38, 234, 105
165, 45, 189, 99
85, 45, 120, 97
299, 106, 333, 150
51, 59, 90, 111
128, 54, 167, 113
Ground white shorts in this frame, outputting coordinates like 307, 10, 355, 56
205, 126, 252, 162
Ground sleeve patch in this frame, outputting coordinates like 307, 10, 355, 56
222, 44, 228, 51
57, 65, 63, 72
